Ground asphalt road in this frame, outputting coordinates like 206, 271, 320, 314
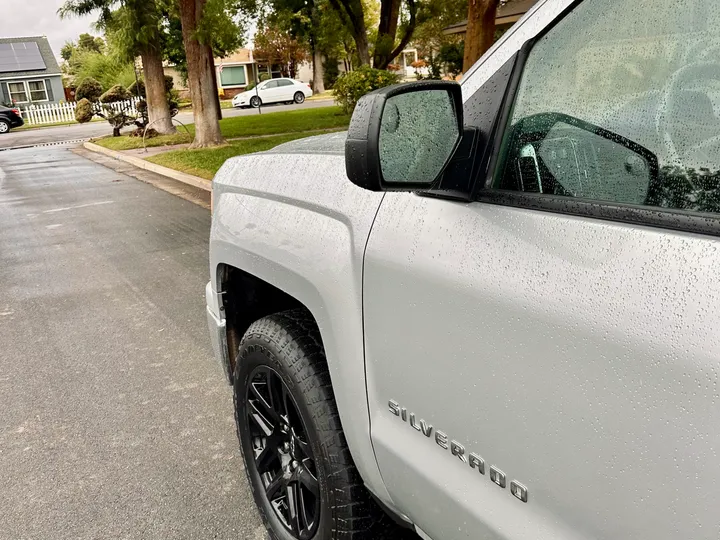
0, 144, 265, 539
0, 99, 335, 149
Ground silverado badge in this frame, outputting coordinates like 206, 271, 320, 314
388, 399, 528, 503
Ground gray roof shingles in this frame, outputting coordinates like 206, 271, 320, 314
0, 36, 62, 79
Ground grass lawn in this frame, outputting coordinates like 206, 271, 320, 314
91, 106, 350, 151
145, 132, 318, 179
95, 132, 192, 151
307, 90, 334, 100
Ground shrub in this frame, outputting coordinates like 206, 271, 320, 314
128, 79, 146, 98
332, 66, 400, 114
76, 78, 103, 102
72, 50, 135, 91
100, 84, 130, 103
438, 43, 464, 77
323, 57, 340, 89
75, 98, 94, 123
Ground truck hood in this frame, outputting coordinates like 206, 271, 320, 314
211, 130, 378, 215
264, 131, 347, 156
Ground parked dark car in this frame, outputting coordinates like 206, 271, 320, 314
0, 105, 24, 134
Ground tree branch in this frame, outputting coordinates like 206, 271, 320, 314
387, 0, 417, 65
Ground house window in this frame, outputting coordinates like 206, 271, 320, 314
28, 80, 48, 101
8, 81, 28, 103
220, 66, 246, 87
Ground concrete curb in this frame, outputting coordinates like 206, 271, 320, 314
83, 141, 212, 192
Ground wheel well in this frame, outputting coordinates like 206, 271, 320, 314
219, 264, 304, 376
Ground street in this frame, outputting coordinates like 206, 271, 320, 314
0, 144, 264, 539
0, 99, 335, 149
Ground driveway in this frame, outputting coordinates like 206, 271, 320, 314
0, 99, 335, 149
0, 144, 265, 539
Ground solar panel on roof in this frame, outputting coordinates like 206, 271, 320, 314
0, 42, 46, 73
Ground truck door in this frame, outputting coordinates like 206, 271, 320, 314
363, 0, 720, 539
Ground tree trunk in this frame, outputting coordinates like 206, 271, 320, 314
330, 0, 371, 66
374, 0, 417, 70
312, 48, 325, 94
140, 46, 176, 135
178, 0, 225, 148
373, 0, 401, 68
355, 33, 371, 66
208, 47, 222, 121
463, 0, 500, 73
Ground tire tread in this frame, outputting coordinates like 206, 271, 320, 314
235, 309, 415, 540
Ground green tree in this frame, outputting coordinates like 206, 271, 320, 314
59, 0, 176, 135
78, 32, 105, 53
327, 0, 417, 69
71, 50, 136, 90
412, 0, 466, 60
177, 0, 235, 147
161, 0, 244, 88
253, 21, 309, 79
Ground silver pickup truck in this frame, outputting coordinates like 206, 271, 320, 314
206, 0, 720, 538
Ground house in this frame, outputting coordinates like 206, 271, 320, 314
215, 49, 258, 98
443, 0, 540, 38
166, 48, 262, 100
0, 37, 64, 106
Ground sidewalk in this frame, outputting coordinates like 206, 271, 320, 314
84, 141, 212, 192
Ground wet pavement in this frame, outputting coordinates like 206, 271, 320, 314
0, 144, 265, 539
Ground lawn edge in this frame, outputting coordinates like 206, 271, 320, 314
83, 141, 212, 192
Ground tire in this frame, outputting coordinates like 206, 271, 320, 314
0, 120, 10, 134
234, 309, 413, 540
293, 92, 306, 104
250, 96, 262, 108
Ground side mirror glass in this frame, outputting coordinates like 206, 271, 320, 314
345, 81, 463, 191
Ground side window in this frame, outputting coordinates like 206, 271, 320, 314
277, 80, 293, 87
264, 81, 278, 89
496, 0, 720, 215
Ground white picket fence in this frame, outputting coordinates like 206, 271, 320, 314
20, 98, 141, 126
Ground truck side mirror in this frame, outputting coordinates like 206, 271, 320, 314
345, 81, 464, 192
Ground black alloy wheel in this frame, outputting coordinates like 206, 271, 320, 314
294, 92, 305, 104
250, 96, 262, 108
234, 310, 418, 540
245, 365, 320, 539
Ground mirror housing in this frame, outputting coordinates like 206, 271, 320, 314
345, 81, 464, 192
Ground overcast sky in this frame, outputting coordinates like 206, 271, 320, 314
2, 0, 96, 60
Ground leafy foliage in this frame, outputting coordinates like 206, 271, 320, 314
100, 84, 131, 103
332, 66, 399, 113
128, 79, 145, 98
254, 23, 310, 78
66, 48, 136, 90
75, 98, 95, 123
76, 77, 104, 102
323, 56, 341, 88
162, 0, 245, 84
75, 79, 142, 136
437, 42, 464, 77
78, 33, 105, 53
61, 32, 105, 62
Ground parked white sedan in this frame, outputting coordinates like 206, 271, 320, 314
232, 78, 313, 108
